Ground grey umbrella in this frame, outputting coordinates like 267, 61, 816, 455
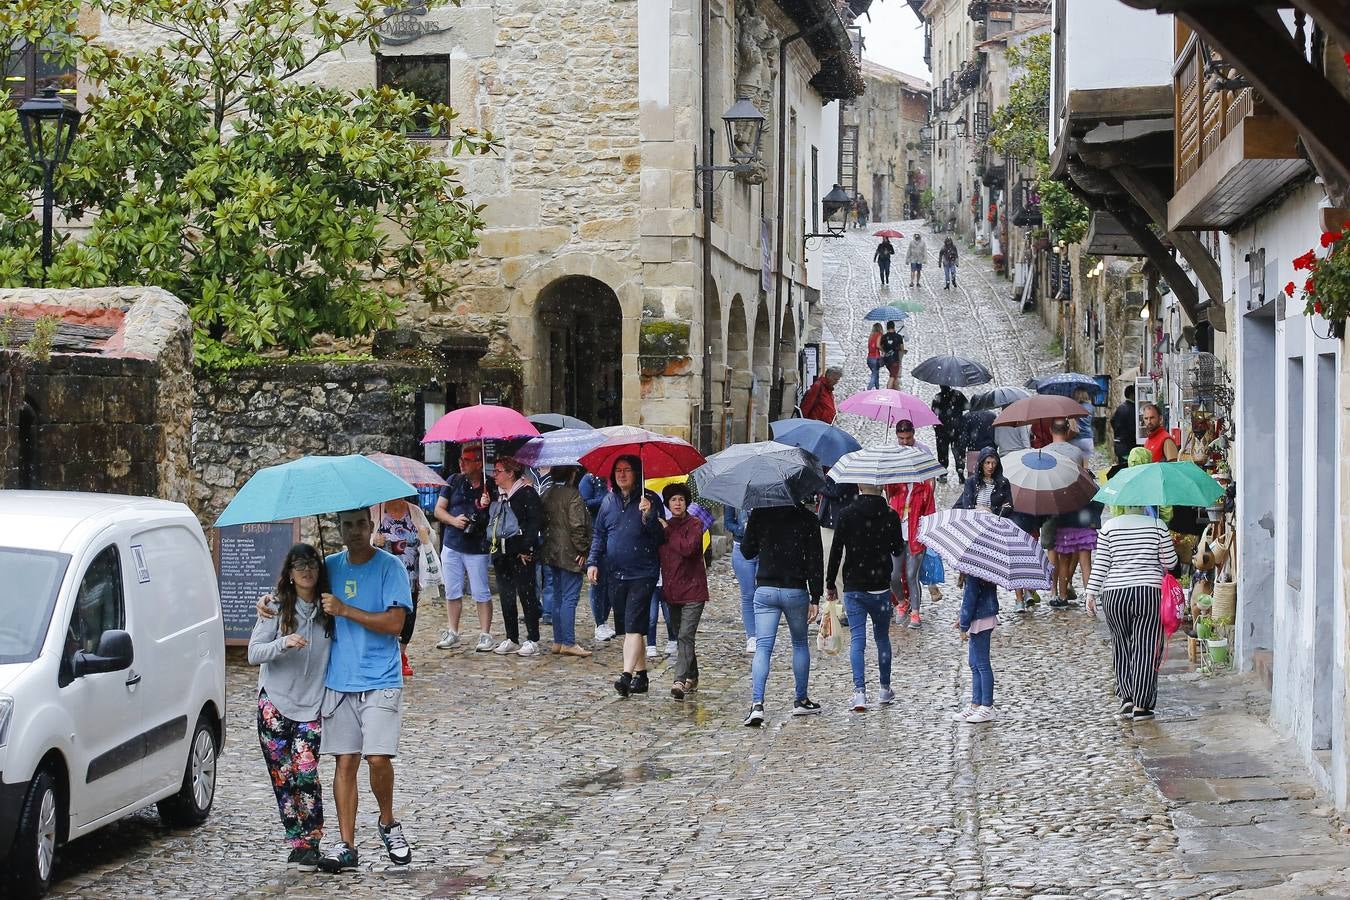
911, 354, 994, 387
969, 385, 1031, 411
692, 441, 826, 509
527, 413, 594, 433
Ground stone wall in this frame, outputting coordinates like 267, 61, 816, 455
0, 286, 193, 502
857, 61, 930, 221
192, 361, 433, 527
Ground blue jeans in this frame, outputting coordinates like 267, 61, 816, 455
844, 590, 892, 692
731, 543, 759, 639
648, 586, 675, 645
546, 566, 583, 646
866, 357, 882, 390
590, 563, 610, 626
968, 629, 994, 706
943, 263, 957, 286
539, 565, 555, 620
750, 586, 811, 704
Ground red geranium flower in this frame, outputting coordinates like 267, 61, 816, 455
1321, 231, 1343, 248
1315, 301, 1324, 315
1305, 277, 1316, 294
1284, 281, 1296, 297
1293, 249, 1317, 270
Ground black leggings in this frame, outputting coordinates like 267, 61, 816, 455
495, 555, 540, 644
399, 585, 419, 645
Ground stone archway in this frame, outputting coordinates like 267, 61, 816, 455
778, 306, 799, 419
703, 278, 726, 451
727, 294, 751, 446
535, 276, 623, 426
751, 297, 772, 442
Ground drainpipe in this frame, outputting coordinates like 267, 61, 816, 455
770, 22, 830, 420
699, 0, 714, 453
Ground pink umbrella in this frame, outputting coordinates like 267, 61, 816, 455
836, 389, 940, 427
422, 404, 539, 444
579, 425, 707, 479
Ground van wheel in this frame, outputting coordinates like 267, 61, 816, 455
157, 716, 217, 827
7, 768, 60, 897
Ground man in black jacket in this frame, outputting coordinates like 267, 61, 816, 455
1110, 384, 1137, 464
740, 501, 824, 726
826, 485, 904, 710
933, 385, 968, 482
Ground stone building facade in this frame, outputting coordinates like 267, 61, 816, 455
91, 1, 861, 449
853, 61, 931, 222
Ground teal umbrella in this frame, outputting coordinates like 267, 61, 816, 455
216, 455, 418, 526
1093, 461, 1223, 508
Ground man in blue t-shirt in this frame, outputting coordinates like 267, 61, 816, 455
316, 507, 414, 873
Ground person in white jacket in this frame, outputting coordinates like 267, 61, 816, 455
906, 234, 927, 287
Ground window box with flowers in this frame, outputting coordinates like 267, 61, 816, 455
1288, 227, 1350, 340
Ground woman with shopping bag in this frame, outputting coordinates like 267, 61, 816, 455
372, 496, 437, 677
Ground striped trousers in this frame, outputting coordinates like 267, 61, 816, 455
1101, 586, 1164, 710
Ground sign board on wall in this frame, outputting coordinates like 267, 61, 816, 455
214, 521, 302, 644
1134, 378, 1156, 445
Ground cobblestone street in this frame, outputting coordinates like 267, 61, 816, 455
44, 223, 1350, 898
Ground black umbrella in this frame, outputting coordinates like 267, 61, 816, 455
912, 355, 993, 387
527, 413, 594, 433
970, 385, 1031, 411
692, 441, 826, 509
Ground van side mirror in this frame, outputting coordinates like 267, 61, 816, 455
72, 630, 134, 678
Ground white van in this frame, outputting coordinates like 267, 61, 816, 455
0, 492, 227, 896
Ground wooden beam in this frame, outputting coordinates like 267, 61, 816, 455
1104, 198, 1204, 324
1109, 165, 1226, 322
1292, 0, 1350, 51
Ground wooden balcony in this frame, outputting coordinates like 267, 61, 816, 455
1168, 24, 1307, 231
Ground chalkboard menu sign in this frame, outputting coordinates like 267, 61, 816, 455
213, 521, 301, 644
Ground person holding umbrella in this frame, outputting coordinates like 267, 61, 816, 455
880, 321, 905, 389
372, 496, 433, 677
932, 385, 968, 483
886, 420, 937, 627
954, 448, 1041, 613
488, 457, 546, 657
866, 323, 884, 390
539, 466, 593, 658
434, 446, 496, 652
874, 237, 895, 285
658, 483, 708, 700
587, 455, 666, 697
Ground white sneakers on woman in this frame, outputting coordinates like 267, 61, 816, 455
953, 704, 996, 723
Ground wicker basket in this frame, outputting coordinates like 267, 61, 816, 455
1213, 580, 1237, 621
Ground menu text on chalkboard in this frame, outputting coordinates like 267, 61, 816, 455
213, 521, 301, 643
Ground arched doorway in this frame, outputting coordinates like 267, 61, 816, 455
727, 295, 751, 445
778, 307, 799, 419
751, 298, 772, 442
703, 279, 725, 451
537, 276, 623, 426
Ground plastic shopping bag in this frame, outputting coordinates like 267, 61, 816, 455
919, 550, 945, 585
816, 597, 843, 655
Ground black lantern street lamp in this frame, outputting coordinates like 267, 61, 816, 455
697, 96, 767, 178
18, 87, 81, 287
818, 183, 854, 237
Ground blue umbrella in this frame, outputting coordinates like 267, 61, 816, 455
514, 428, 607, 467
863, 304, 911, 322
770, 418, 863, 467
216, 455, 417, 527
1031, 373, 1098, 397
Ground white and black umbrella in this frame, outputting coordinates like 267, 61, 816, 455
1001, 448, 1099, 515
828, 445, 944, 486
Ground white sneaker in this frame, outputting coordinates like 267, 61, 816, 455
951, 704, 977, 722
879, 688, 896, 705
663, 639, 678, 656
645, 645, 658, 660
745, 637, 757, 654
474, 633, 494, 652
595, 623, 616, 642
492, 639, 520, 655
516, 640, 542, 657
435, 629, 459, 650
965, 705, 995, 724
850, 691, 868, 712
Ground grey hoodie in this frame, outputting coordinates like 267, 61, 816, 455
248, 598, 332, 722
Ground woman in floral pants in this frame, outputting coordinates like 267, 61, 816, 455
249, 543, 335, 871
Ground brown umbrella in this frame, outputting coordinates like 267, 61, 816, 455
992, 394, 1089, 427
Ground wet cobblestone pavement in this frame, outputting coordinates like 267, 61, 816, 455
44, 223, 1350, 897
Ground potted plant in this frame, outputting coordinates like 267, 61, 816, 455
1288, 226, 1350, 338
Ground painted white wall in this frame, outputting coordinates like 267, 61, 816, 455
1063, 0, 1171, 93
638, 0, 673, 107
811, 99, 842, 292
1229, 181, 1344, 805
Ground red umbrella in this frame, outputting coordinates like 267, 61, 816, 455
873, 229, 904, 238
579, 425, 706, 478
422, 404, 539, 443
992, 395, 1088, 427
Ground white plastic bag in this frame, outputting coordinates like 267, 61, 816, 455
816, 597, 843, 655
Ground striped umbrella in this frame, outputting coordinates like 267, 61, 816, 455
514, 428, 607, 467
365, 453, 447, 488
1001, 448, 1100, 515
828, 445, 944, 486
837, 389, 941, 427
918, 509, 1053, 590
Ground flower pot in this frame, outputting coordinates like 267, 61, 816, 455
1206, 639, 1229, 665
1206, 505, 1224, 523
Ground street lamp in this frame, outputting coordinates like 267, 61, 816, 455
805, 184, 854, 240
18, 87, 81, 287
697, 96, 767, 176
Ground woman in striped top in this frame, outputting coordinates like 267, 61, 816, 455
1085, 513, 1178, 722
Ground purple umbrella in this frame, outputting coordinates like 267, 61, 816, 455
917, 508, 1053, 590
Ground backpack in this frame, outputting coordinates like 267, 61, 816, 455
488, 497, 521, 556
880, 332, 903, 363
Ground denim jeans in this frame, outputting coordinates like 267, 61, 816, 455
589, 562, 610, 626
538, 565, 555, 619
546, 565, 583, 646
968, 629, 994, 706
943, 263, 957, 286
731, 543, 759, 639
750, 586, 811, 704
891, 546, 925, 609
866, 357, 882, 390
648, 585, 675, 645
844, 590, 892, 692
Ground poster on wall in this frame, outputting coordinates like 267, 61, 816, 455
214, 520, 302, 644
1134, 378, 1156, 445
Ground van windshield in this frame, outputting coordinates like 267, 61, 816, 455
0, 547, 70, 664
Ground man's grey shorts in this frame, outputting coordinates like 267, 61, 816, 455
321, 687, 402, 757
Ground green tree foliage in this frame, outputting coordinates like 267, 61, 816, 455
1, 0, 495, 353
988, 33, 1089, 244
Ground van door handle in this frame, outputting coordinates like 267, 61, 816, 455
125, 670, 142, 687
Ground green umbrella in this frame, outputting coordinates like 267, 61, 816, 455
1093, 461, 1223, 508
